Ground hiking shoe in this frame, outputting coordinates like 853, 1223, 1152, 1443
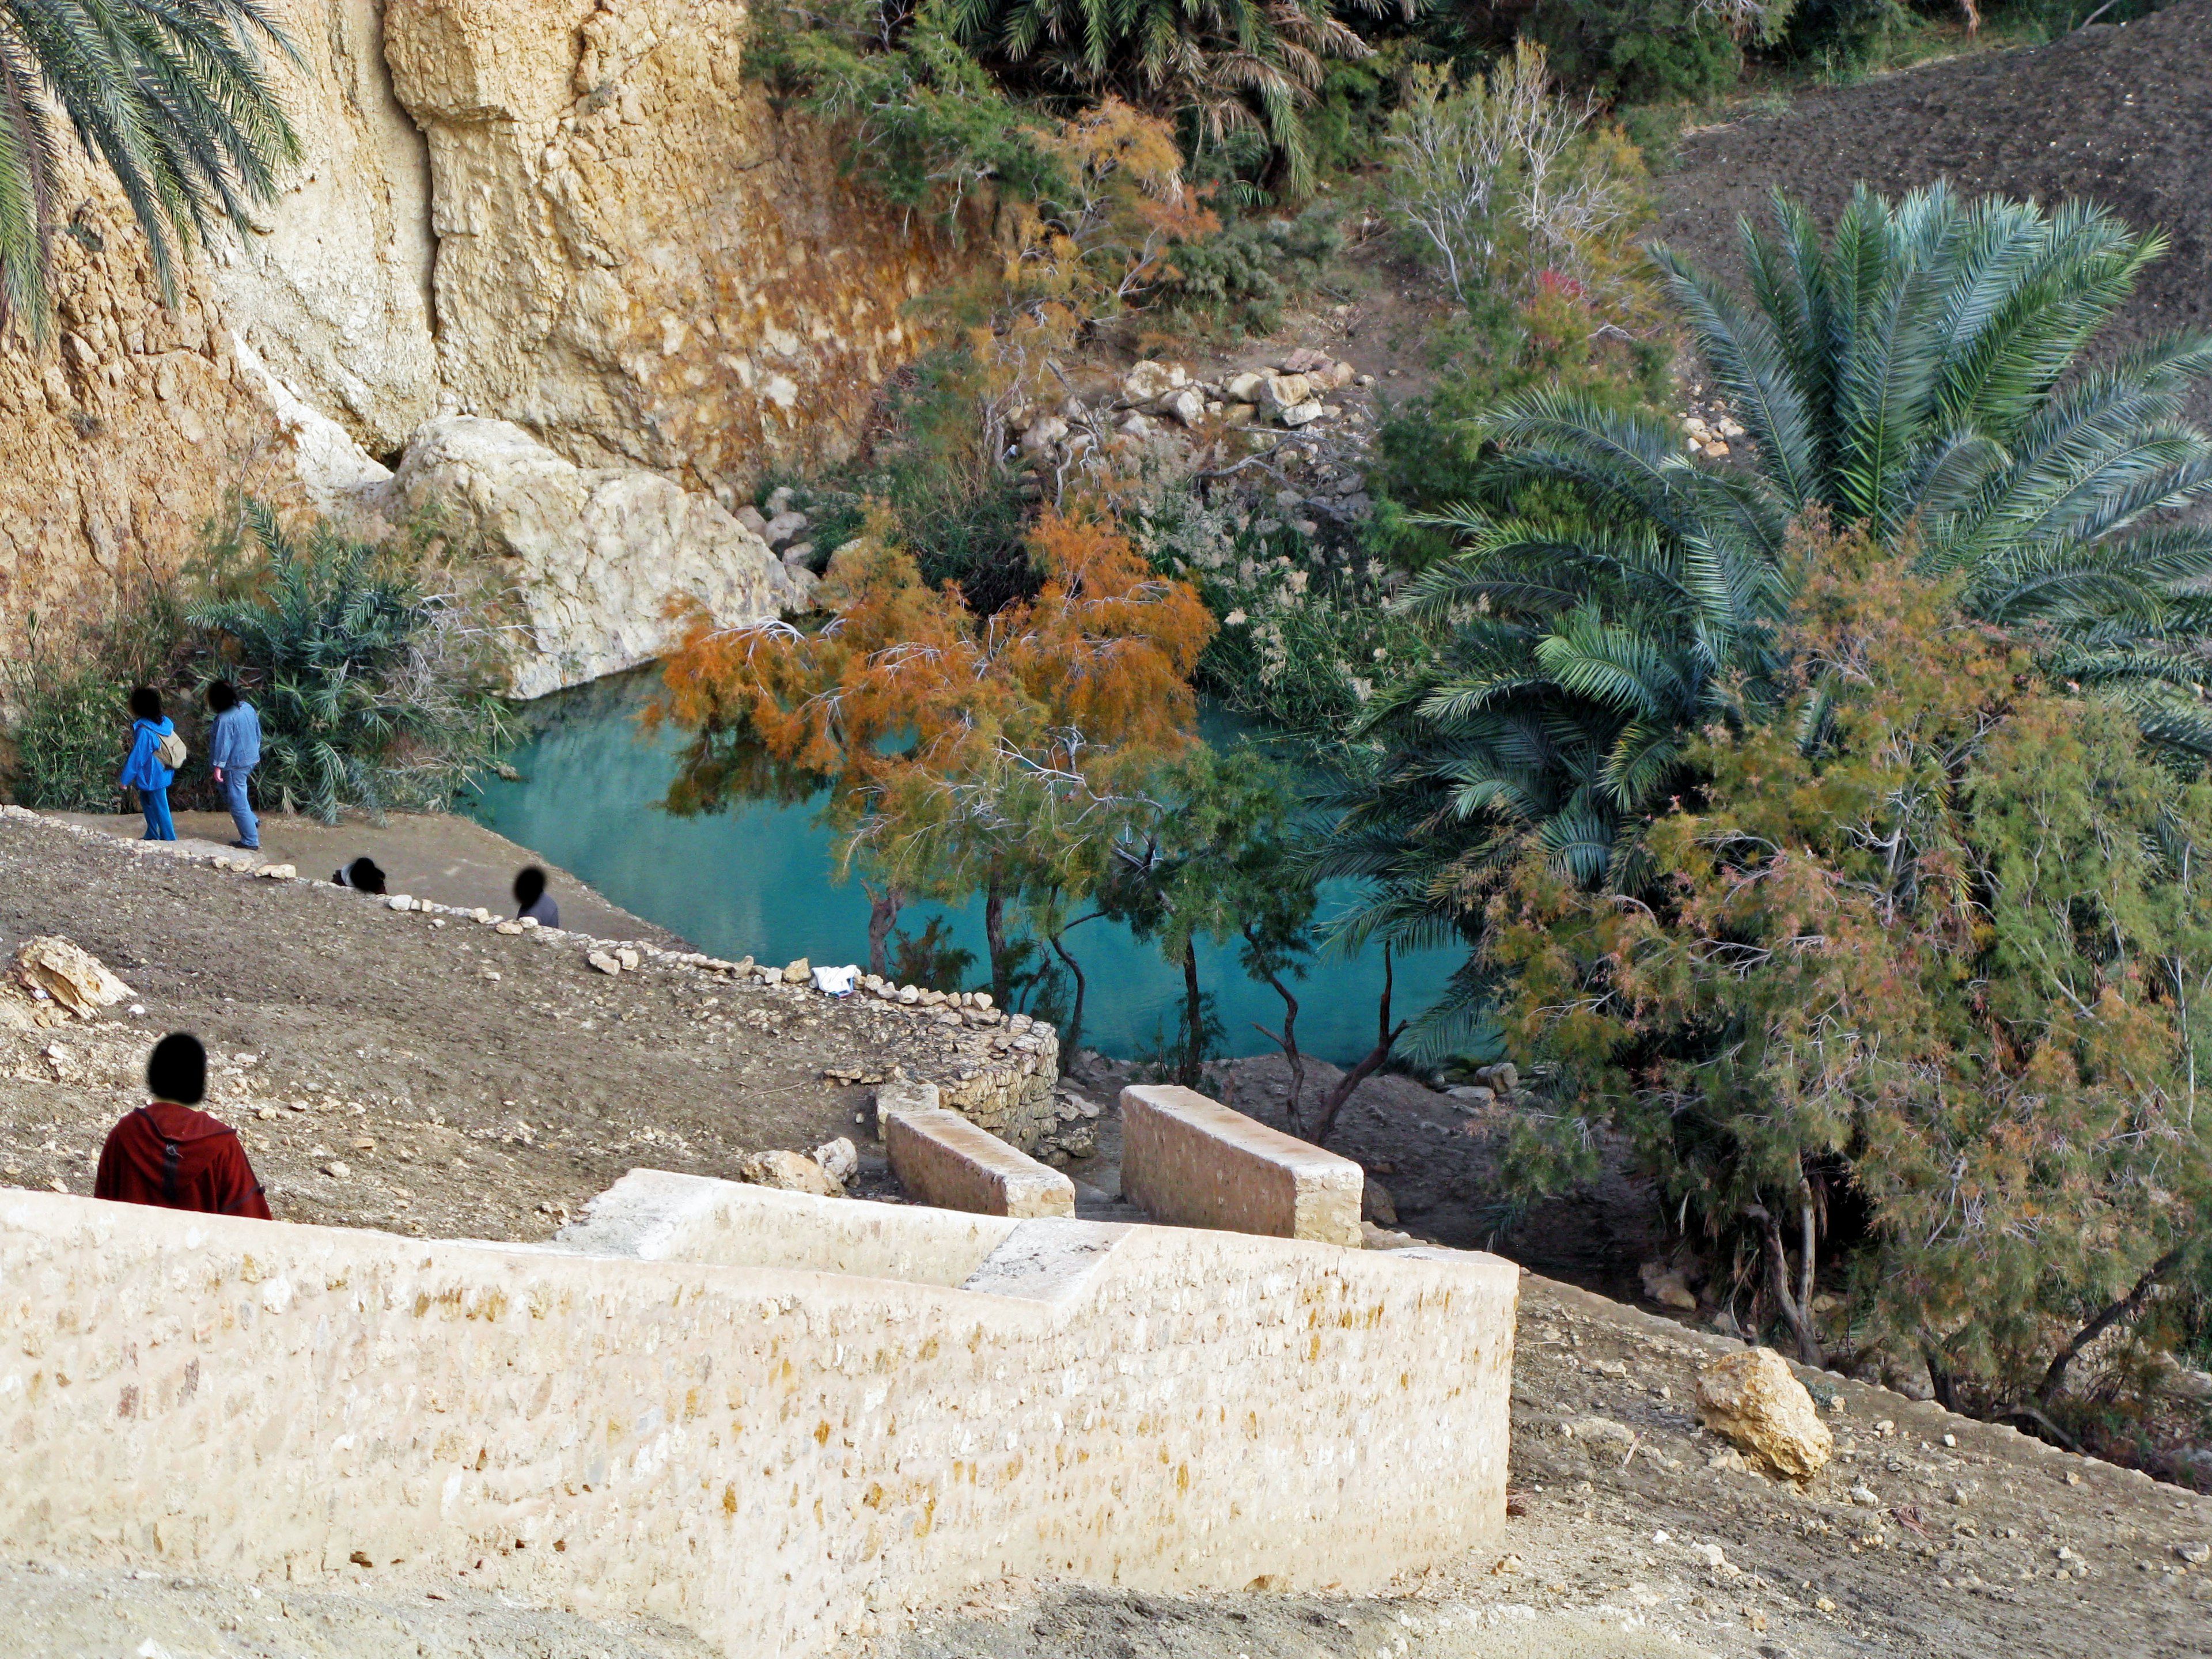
230, 840, 260, 850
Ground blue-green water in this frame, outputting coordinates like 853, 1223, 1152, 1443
466, 671, 1461, 1065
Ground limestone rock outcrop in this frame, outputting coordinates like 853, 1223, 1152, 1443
1, 0, 959, 685
1696, 1347, 1834, 1482
395, 416, 809, 696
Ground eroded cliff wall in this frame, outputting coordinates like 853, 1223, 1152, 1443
0, 0, 955, 680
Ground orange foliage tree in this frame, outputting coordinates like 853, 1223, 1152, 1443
652, 507, 1214, 991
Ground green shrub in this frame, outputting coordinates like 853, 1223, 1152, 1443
1522, 0, 1756, 103
189, 501, 513, 823
3, 588, 190, 810
1154, 205, 1343, 337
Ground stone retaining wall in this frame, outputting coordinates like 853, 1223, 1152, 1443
0, 1175, 1517, 1656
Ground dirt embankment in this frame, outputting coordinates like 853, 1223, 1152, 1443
0, 810, 1032, 1239
1658, 2, 2212, 417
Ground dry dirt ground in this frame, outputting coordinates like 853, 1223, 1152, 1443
5, 809, 2212, 1655
0, 810, 979, 1238
1657, 1, 2212, 419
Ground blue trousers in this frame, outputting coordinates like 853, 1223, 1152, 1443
221, 767, 259, 848
141, 786, 175, 841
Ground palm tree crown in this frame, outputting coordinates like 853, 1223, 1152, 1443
1330, 185, 2212, 1051
0, 0, 298, 342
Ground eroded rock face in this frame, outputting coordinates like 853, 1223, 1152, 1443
395, 416, 811, 697
1696, 1347, 1834, 1482
1, 0, 957, 681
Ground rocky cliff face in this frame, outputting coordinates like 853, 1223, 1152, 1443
0, 0, 954, 693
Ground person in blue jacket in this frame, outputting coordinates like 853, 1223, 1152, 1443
205, 680, 263, 850
120, 686, 178, 842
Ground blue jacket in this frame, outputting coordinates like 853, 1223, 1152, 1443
209, 702, 263, 771
120, 718, 176, 792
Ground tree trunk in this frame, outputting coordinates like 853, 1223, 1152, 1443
1048, 930, 1088, 1055
1245, 926, 1305, 1122
1179, 938, 1205, 1088
1748, 1199, 1822, 1366
1309, 944, 1406, 1146
2038, 1243, 2188, 1405
984, 878, 1009, 1005
863, 882, 904, 980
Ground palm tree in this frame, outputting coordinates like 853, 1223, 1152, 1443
0, 0, 298, 342
945, 0, 1380, 189
1328, 184, 2212, 1051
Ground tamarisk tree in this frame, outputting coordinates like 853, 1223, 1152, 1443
1489, 526, 2212, 1421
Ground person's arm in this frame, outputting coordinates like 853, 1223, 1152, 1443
119, 726, 150, 787
217, 1132, 274, 1220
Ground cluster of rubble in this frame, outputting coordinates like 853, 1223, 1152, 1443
1681, 393, 1748, 460
734, 483, 819, 575
1012, 347, 1376, 466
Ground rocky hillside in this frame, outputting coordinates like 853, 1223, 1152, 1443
0, 0, 959, 692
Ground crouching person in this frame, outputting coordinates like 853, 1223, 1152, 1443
94, 1033, 273, 1219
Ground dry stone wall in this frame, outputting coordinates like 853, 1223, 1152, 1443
0, 0, 960, 691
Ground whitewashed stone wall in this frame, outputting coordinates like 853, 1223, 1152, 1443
0, 1176, 1516, 1655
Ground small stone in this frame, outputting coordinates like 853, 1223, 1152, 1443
1224, 370, 1268, 402
1018, 415, 1068, 455
1120, 360, 1185, 403
616, 948, 641, 971
388, 895, 415, 911
1815, 1597, 1836, 1613
2177, 1543, 2211, 1565
588, 952, 622, 975
734, 503, 770, 536
1159, 386, 1206, 427
256, 863, 296, 880
761, 510, 809, 548
1696, 1347, 1835, 1482
324, 1161, 351, 1179
1260, 373, 1312, 409
1696, 1543, 1728, 1569
783, 959, 811, 984
736, 1149, 841, 1198
1639, 1260, 1698, 1310
1850, 1486, 1881, 1507
256, 1106, 279, 1121
812, 1137, 858, 1185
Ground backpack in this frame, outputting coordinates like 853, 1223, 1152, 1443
155, 729, 188, 770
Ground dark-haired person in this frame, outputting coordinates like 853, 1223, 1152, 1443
94, 1034, 272, 1219
205, 680, 263, 851
332, 856, 387, 895
513, 865, 559, 929
119, 686, 179, 842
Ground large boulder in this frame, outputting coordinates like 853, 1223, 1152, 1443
1696, 1347, 1834, 1482
394, 416, 813, 698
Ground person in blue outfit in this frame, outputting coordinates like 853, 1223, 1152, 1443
205, 680, 263, 850
120, 686, 178, 842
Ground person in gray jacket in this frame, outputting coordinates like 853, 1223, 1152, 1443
206, 681, 263, 850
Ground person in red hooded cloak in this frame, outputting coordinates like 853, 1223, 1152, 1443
94, 1033, 272, 1219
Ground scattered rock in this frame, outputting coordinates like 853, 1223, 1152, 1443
1120, 360, 1186, 403
2177, 1542, 2211, 1565
1638, 1260, 1699, 1311
1695, 1347, 1835, 1482
1159, 386, 1206, 427
812, 1136, 859, 1185
587, 952, 622, 976
1224, 370, 1269, 403
12, 937, 132, 1019
1278, 402, 1325, 429
761, 510, 809, 548
256, 863, 297, 880
782, 958, 812, 984
1260, 373, 1311, 410
736, 1149, 842, 1197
